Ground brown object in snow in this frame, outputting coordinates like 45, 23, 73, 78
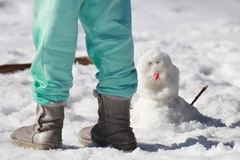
0, 56, 92, 74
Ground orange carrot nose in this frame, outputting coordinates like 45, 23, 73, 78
153, 73, 160, 81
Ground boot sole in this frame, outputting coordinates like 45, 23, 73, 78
79, 138, 137, 150
112, 142, 137, 151
11, 138, 61, 150
78, 138, 93, 146
96, 140, 137, 151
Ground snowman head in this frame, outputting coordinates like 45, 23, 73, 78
137, 49, 180, 101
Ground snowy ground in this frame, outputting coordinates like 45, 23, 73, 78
0, 0, 240, 159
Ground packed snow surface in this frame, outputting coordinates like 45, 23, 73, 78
0, 0, 240, 159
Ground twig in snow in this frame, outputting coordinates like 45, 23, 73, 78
191, 85, 208, 105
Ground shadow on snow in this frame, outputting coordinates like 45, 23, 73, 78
138, 135, 234, 152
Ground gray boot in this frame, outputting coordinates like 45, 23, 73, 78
79, 90, 137, 150
11, 101, 65, 150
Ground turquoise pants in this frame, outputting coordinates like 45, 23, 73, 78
31, 0, 138, 105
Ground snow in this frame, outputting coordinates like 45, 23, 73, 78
132, 49, 225, 138
0, 0, 240, 159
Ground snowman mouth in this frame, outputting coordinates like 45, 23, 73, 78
153, 73, 160, 81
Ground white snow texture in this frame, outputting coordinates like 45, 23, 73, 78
0, 0, 240, 160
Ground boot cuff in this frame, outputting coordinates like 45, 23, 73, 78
93, 90, 131, 100
43, 100, 67, 107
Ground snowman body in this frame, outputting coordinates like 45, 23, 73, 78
132, 50, 225, 131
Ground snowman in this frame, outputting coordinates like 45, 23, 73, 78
131, 49, 225, 132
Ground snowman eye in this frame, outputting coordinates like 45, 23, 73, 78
149, 62, 152, 65
156, 61, 159, 64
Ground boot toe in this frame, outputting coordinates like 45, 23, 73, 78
79, 125, 94, 141
78, 125, 94, 146
11, 125, 35, 142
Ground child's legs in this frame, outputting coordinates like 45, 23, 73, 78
79, 0, 138, 98
31, 0, 82, 105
